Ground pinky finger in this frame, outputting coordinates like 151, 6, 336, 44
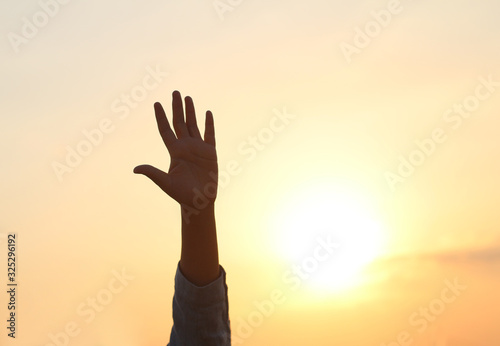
204, 110, 216, 147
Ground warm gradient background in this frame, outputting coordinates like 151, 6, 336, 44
1, 0, 500, 345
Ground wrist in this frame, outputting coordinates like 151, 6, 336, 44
180, 201, 215, 225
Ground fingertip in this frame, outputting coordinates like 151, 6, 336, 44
133, 165, 146, 174
153, 102, 163, 113
173, 90, 180, 97
206, 110, 214, 124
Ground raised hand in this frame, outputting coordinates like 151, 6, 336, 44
134, 90, 218, 209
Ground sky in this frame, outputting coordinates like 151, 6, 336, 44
1, 0, 500, 345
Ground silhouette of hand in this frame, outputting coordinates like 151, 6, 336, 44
134, 91, 217, 208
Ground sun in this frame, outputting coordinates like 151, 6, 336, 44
270, 179, 387, 294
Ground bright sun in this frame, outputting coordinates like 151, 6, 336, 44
270, 179, 386, 294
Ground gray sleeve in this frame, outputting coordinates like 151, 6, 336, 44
167, 262, 231, 346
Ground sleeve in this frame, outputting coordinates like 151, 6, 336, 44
167, 262, 231, 346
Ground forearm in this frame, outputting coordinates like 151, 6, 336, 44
179, 203, 220, 286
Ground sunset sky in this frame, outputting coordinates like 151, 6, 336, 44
1, 0, 500, 345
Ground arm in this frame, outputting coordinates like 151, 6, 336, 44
134, 90, 219, 285
180, 203, 219, 286
134, 91, 230, 345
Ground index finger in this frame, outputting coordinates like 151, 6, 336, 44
154, 102, 176, 149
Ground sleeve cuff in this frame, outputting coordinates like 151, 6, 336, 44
174, 262, 228, 306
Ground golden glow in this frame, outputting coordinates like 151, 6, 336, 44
3, 1, 500, 344
271, 179, 387, 293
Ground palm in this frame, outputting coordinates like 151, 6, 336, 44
165, 137, 217, 205
134, 91, 218, 208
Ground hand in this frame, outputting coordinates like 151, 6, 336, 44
134, 90, 218, 209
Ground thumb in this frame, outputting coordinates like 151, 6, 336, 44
134, 164, 172, 196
